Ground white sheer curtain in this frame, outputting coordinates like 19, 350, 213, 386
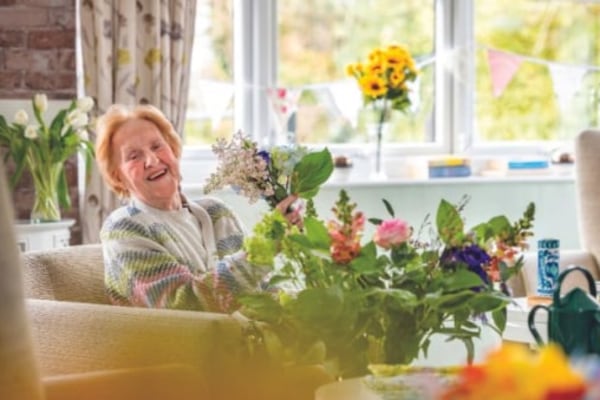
79, 0, 197, 243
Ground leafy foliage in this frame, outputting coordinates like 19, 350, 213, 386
241, 191, 535, 378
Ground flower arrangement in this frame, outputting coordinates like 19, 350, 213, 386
0, 93, 95, 222
346, 44, 419, 177
203, 131, 333, 209
440, 344, 593, 400
239, 191, 535, 378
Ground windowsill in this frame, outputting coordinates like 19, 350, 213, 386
183, 170, 574, 197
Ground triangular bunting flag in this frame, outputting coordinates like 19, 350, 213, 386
328, 79, 362, 128
196, 81, 234, 129
487, 49, 523, 97
548, 64, 587, 114
268, 87, 303, 144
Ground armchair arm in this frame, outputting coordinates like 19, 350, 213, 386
43, 364, 208, 400
27, 299, 333, 400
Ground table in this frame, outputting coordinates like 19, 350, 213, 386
14, 219, 75, 252
504, 297, 548, 344
315, 378, 379, 400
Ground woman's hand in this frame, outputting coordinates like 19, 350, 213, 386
276, 194, 303, 229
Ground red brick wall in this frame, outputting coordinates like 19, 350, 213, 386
0, 0, 81, 244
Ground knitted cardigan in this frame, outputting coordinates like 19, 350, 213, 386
100, 196, 267, 313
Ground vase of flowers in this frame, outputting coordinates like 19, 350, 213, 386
240, 192, 535, 379
347, 44, 419, 179
0, 93, 95, 222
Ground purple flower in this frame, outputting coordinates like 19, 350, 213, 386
257, 150, 271, 164
441, 244, 491, 286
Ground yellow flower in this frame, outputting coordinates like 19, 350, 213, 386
441, 344, 588, 400
346, 43, 419, 110
359, 74, 386, 98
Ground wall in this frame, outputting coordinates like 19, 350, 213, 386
183, 175, 581, 250
0, 0, 80, 243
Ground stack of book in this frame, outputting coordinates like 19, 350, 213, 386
428, 157, 471, 178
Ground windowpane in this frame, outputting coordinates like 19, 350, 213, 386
185, 0, 234, 145
277, 0, 435, 146
474, 1, 600, 143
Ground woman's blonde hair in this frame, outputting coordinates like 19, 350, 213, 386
95, 104, 182, 197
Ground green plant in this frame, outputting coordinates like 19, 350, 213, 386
240, 191, 535, 378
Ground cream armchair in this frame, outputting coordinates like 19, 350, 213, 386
508, 129, 600, 298
5, 188, 330, 397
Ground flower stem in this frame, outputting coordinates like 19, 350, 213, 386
28, 153, 62, 222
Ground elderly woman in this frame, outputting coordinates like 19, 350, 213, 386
96, 104, 298, 313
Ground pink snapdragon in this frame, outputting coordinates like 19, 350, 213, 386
373, 219, 411, 249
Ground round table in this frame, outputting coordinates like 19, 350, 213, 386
315, 378, 380, 400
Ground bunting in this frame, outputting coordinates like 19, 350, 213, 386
548, 64, 587, 113
484, 46, 595, 111
486, 49, 523, 97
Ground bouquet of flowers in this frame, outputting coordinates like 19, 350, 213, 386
346, 44, 419, 176
239, 191, 535, 378
203, 131, 333, 209
0, 93, 95, 221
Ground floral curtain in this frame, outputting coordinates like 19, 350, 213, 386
79, 0, 197, 243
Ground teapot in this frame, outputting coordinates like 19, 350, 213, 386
528, 266, 600, 356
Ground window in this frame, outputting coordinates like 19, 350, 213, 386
473, 1, 600, 148
184, 0, 600, 162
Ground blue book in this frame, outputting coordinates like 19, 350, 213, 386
508, 160, 549, 170
428, 165, 471, 178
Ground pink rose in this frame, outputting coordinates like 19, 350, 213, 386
374, 219, 411, 249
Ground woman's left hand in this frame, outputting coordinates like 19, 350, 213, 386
276, 194, 303, 229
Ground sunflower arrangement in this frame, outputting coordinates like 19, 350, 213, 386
346, 44, 419, 112
346, 44, 419, 176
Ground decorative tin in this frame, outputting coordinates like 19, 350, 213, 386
537, 238, 560, 296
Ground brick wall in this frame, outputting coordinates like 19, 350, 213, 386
0, 0, 81, 244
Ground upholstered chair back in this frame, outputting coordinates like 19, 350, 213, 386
575, 129, 600, 267
21, 245, 108, 304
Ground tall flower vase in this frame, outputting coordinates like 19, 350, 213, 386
29, 162, 62, 223
367, 121, 389, 181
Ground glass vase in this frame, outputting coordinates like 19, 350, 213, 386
30, 162, 62, 223
367, 121, 390, 180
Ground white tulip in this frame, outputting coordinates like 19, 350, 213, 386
66, 109, 89, 129
76, 96, 94, 113
34, 93, 48, 114
13, 109, 28, 125
78, 129, 89, 141
24, 125, 38, 139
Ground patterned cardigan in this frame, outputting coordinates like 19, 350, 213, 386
100, 196, 268, 313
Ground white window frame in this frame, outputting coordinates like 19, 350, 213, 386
182, 0, 558, 163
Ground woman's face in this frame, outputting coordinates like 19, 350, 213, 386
112, 118, 181, 210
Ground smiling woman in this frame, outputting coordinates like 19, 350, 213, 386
93, 104, 303, 314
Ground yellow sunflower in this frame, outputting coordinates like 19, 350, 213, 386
359, 74, 387, 98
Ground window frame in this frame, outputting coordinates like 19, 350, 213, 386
182, 0, 564, 163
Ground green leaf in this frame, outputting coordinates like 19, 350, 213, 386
290, 148, 334, 198
382, 199, 395, 217
436, 199, 463, 244
57, 169, 71, 209
238, 293, 283, 324
492, 307, 507, 332
442, 269, 486, 291
303, 216, 330, 250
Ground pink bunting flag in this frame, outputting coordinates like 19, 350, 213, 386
487, 49, 523, 97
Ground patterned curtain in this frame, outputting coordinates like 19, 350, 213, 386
79, 0, 197, 243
